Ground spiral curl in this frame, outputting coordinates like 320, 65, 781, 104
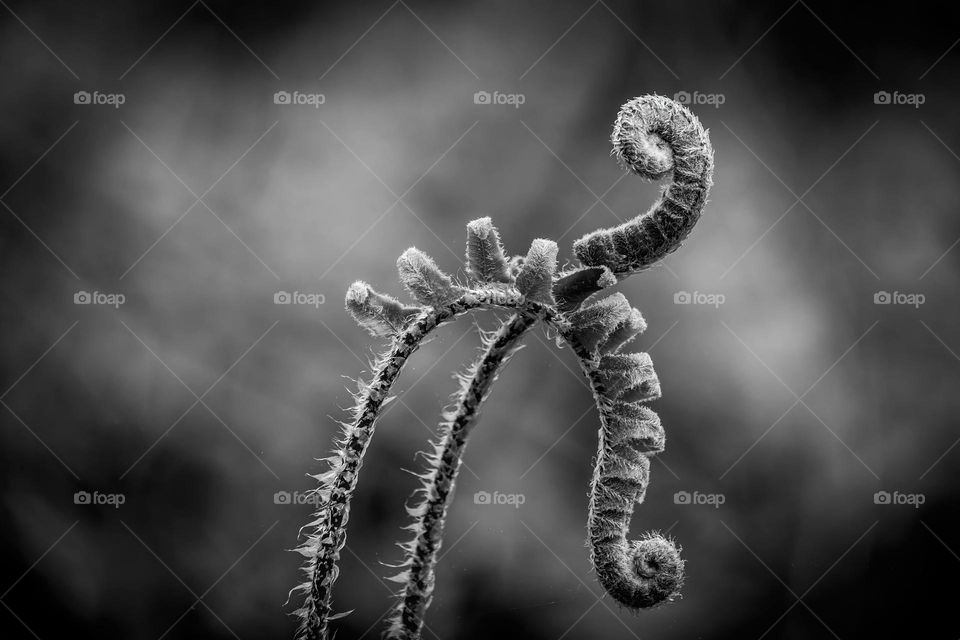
574, 94, 714, 274
563, 292, 683, 608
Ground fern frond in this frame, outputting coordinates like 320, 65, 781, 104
293, 94, 715, 639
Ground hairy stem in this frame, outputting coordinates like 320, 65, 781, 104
379, 232, 557, 638
296, 290, 524, 640
386, 309, 541, 639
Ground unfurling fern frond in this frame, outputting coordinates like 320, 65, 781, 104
574, 94, 714, 274
293, 94, 714, 640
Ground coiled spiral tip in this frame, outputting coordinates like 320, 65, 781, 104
574, 93, 713, 274
613, 122, 674, 180
630, 534, 684, 600
597, 533, 684, 610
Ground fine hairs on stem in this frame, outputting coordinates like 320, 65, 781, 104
292, 94, 714, 640
384, 235, 557, 639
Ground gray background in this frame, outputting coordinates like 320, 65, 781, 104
1, 1, 958, 638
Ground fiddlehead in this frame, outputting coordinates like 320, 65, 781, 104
574, 94, 714, 274
556, 94, 712, 608
293, 94, 713, 638
385, 95, 710, 634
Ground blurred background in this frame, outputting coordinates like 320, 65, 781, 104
2, 1, 959, 638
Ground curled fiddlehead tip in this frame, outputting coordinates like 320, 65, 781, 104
397, 247, 464, 307
613, 96, 677, 180
574, 94, 714, 274
466, 217, 514, 284
625, 533, 685, 605
345, 281, 422, 338
590, 442, 683, 609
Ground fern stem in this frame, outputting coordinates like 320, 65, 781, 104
387, 309, 540, 639
297, 290, 524, 640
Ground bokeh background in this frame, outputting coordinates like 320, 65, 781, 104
2, 1, 959, 638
